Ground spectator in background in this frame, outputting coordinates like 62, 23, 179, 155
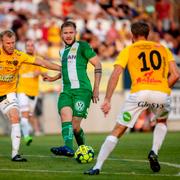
155, 0, 173, 31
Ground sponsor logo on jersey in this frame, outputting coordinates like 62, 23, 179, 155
6, 59, 18, 66
75, 100, 85, 112
0, 74, 14, 82
136, 71, 161, 84
68, 55, 76, 60
123, 112, 131, 122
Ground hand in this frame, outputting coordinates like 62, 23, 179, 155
101, 99, 111, 117
92, 88, 99, 103
42, 74, 53, 82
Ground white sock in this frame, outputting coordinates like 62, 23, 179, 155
152, 123, 167, 155
93, 135, 118, 170
20, 117, 30, 137
11, 123, 21, 158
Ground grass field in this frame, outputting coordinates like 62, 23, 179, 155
0, 132, 180, 180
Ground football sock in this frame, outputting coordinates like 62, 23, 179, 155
20, 117, 30, 137
152, 123, 167, 155
74, 128, 85, 146
62, 122, 73, 150
93, 135, 118, 170
11, 123, 21, 158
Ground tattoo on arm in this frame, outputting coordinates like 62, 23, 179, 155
95, 68, 102, 73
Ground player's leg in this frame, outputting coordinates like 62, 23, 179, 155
50, 92, 74, 157
72, 117, 84, 146
148, 119, 167, 172
84, 91, 146, 175
148, 91, 170, 172
151, 119, 167, 156
17, 93, 32, 145
0, 93, 27, 161
28, 96, 42, 136
72, 89, 92, 146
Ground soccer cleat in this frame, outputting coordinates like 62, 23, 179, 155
24, 136, 33, 146
50, 146, 74, 157
148, 150, 160, 172
11, 154, 27, 162
84, 168, 100, 175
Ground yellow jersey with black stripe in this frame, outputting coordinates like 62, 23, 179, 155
0, 48, 35, 96
17, 56, 47, 96
114, 40, 174, 94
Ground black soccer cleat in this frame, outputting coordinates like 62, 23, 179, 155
84, 168, 100, 175
50, 145, 74, 157
11, 154, 27, 162
148, 150, 160, 172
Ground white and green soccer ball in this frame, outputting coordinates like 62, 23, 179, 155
74, 145, 94, 164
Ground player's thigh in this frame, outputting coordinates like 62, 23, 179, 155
57, 91, 73, 114
29, 96, 38, 115
116, 92, 148, 128
0, 93, 19, 122
17, 93, 29, 112
72, 89, 92, 118
149, 91, 170, 120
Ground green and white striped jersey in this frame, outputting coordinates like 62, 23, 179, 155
59, 41, 96, 92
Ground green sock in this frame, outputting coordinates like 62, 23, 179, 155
74, 128, 85, 146
62, 122, 73, 150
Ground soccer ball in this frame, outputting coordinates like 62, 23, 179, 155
74, 145, 94, 164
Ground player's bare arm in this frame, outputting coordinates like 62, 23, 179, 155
89, 55, 102, 103
42, 73, 61, 82
168, 61, 180, 88
34, 57, 61, 71
101, 65, 123, 116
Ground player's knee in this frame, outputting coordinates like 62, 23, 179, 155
10, 114, 19, 123
7, 109, 20, 124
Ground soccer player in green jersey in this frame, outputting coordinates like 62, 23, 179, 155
44, 21, 102, 156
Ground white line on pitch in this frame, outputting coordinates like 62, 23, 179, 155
0, 154, 180, 169
0, 168, 179, 177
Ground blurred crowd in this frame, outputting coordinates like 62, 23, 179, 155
0, 0, 180, 61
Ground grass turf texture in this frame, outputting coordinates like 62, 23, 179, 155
0, 132, 180, 180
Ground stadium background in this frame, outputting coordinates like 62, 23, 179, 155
0, 0, 180, 134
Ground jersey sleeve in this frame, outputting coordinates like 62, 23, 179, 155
166, 48, 174, 62
114, 46, 129, 68
82, 41, 96, 60
20, 51, 36, 64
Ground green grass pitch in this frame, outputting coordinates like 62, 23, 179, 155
0, 132, 180, 180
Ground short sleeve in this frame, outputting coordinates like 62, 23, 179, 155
21, 52, 35, 64
114, 46, 130, 68
81, 41, 96, 59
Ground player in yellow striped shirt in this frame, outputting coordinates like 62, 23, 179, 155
85, 21, 180, 175
17, 39, 47, 146
0, 30, 60, 162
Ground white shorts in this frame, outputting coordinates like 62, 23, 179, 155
0, 93, 19, 114
116, 90, 171, 128
17, 93, 38, 115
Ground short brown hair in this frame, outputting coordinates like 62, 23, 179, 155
61, 21, 76, 31
131, 22, 150, 39
0, 30, 16, 40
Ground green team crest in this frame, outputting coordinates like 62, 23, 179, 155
75, 100, 85, 112
123, 112, 131, 122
